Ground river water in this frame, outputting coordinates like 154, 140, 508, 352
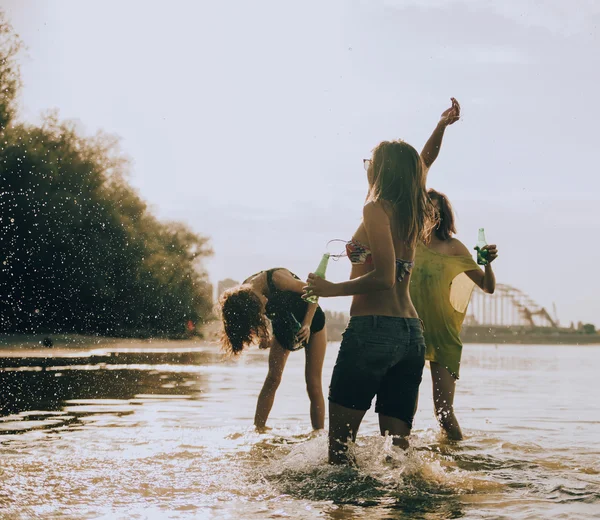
0, 342, 598, 519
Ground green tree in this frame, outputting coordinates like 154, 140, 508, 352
582, 323, 596, 335
0, 11, 213, 337
0, 13, 21, 130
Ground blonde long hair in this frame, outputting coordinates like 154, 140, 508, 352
366, 140, 436, 248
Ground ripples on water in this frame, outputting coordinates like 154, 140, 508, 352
0, 343, 598, 519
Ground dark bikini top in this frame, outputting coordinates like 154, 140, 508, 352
345, 239, 414, 282
243, 268, 301, 319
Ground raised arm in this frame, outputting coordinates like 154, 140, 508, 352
420, 97, 461, 177
304, 202, 396, 298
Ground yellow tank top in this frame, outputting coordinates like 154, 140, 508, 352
410, 242, 479, 378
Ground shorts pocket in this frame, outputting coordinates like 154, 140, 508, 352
407, 336, 426, 366
363, 336, 396, 355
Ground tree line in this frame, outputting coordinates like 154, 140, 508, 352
0, 12, 213, 338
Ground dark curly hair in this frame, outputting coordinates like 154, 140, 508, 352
219, 285, 270, 355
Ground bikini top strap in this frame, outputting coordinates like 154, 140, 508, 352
326, 239, 349, 260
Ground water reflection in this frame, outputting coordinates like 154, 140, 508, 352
0, 366, 210, 434
0, 343, 598, 519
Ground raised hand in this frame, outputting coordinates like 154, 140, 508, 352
296, 324, 311, 344
439, 97, 460, 126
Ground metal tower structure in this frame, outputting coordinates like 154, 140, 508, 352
466, 283, 558, 328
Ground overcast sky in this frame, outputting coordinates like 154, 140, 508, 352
2, 0, 599, 325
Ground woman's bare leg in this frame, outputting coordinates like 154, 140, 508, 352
328, 401, 367, 464
254, 339, 290, 431
304, 328, 327, 430
430, 361, 463, 440
378, 415, 412, 450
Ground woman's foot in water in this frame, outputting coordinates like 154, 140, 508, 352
436, 412, 463, 441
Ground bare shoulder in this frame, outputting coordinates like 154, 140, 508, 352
363, 200, 390, 221
446, 238, 472, 257
272, 268, 294, 284
271, 268, 303, 293
243, 271, 263, 286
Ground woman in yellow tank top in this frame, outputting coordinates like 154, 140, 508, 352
410, 190, 498, 440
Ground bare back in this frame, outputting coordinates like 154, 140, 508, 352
349, 220, 419, 319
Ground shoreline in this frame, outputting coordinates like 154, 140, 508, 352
2, 327, 599, 355
0, 335, 219, 369
0, 333, 208, 351
461, 326, 600, 345
0, 333, 598, 368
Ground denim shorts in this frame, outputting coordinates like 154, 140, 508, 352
329, 315, 426, 429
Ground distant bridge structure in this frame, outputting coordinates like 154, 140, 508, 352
465, 283, 558, 328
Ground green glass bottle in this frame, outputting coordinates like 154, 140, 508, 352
290, 313, 307, 351
475, 228, 489, 265
305, 253, 330, 304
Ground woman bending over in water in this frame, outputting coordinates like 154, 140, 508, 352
219, 268, 327, 431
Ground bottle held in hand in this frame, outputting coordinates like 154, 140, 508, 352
305, 253, 330, 304
475, 228, 489, 266
290, 314, 307, 351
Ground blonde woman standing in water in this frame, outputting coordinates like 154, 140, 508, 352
304, 98, 460, 464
